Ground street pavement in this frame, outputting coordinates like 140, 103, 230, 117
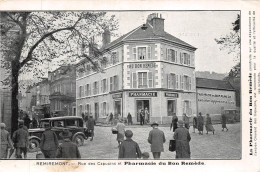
25, 123, 241, 159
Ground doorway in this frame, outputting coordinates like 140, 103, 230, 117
114, 100, 121, 117
136, 100, 150, 122
94, 103, 99, 120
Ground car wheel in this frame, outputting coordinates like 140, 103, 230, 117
28, 138, 40, 152
73, 135, 84, 146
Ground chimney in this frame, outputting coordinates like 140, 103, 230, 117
102, 30, 111, 47
146, 13, 165, 36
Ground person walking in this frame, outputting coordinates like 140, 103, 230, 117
109, 113, 114, 125
144, 107, 149, 124
182, 113, 190, 130
174, 120, 191, 159
170, 113, 178, 132
39, 123, 59, 158
148, 122, 166, 159
118, 130, 142, 159
192, 114, 198, 133
32, 117, 38, 128
197, 112, 204, 135
12, 121, 29, 159
0, 123, 14, 159
23, 114, 31, 129
139, 110, 145, 125
116, 119, 125, 147
205, 114, 215, 134
56, 129, 81, 159
221, 113, 228, 131
127, 113, 133, 125
87, 114, 95, 141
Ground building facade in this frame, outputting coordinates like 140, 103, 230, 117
76, 13, 197, 124
196, 78, 237, 116
49, 65, 76, 116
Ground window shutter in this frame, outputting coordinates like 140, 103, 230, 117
93, 83, 95, 95
161, 47, 164, 60
100, 103, 103, 116
133, 72, 137, 88
117, 50, 119, 63
182, 101, 185, 114
167, 74, 170, 88
133, 47, 137, 60
148, 46, 151, 59
107, 78, 109, 92
148, 72, 153, 88
189, 101, 192, 115
166, 48, 168, 60
180, 52, 183, 64
180, 75, 183, 90
189, 77, 192, 90
100, 80, 103, 93
130, 72, 132, 88
176, 74, 179, 89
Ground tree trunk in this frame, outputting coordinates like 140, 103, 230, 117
11, 61, 19, 134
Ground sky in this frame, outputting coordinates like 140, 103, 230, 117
108, 11, 240, 73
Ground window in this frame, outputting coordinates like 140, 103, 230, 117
79, 105, 83, 115
84, 85, 88, 96
167, 49, 177, 62
113, 75, 119, 90
86, 104, 91, 115
181, 53, 190, 66
133, 46, 152, 60
134, 72, 154, 88
93, 81, 99, 95
180, 75, 184, 90
79, 86, 84, 97
183, 100, 192, 115
111, 52, 119, 65
86, 84, 91, 96
101, 79, 107, 93
184, 75, 191, 90
110, 77, 113, 91
167, 73, 178, 89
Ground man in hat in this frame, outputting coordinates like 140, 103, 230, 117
0, 123, 14, 159
39, 123, 59, 158
148, 122, 166, 159
56, 129, 81, 159
12, 121, 29, 159
118, 130, 142, 159
139, 109, 145, 126
174, 120, 191, 159
87, 114, 95, 141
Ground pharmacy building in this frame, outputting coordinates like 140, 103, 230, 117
76, 14, 197, 123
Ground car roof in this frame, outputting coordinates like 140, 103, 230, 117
41, 116, 83, 121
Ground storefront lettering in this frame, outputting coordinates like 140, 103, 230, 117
112, 93, 122, 99
127, 63, 156, 69
165, 92, 178, 98
129, 92, 157, 97
198, 93, 231, 99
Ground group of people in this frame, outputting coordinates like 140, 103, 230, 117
139, 107, 150, 125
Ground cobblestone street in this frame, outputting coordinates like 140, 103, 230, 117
25, 123, 241, 159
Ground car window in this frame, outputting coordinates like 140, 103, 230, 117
53, 120, 64, 127
40, 121, 50, 128
66, 119, 79, 127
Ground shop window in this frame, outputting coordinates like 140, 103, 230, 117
167, 49, 177, 63
183, 100, 192, 115
167, 100, 177, 116
167, 73, 178, 89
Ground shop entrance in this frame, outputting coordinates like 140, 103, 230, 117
114, 100, 121, 118
136, 100, 150, 122
167, 99, 177, 116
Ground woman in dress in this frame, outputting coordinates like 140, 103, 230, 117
205, 114, 215, 134
197, 112, 204, 135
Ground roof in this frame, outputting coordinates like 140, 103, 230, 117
101, 22, 196, 51
196, 78, 235, 91
41, 116, 82, 121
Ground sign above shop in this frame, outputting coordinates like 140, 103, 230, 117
129, 92, 157, 97
127, 62, 156, 69
165, 92, 179, 98
112, 93, 122, 99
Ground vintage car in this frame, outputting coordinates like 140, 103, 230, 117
223, 109, 240, 123
28, 116, 89, 152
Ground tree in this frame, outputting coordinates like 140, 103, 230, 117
215, 14, 241, 107
0, 12, 118, 133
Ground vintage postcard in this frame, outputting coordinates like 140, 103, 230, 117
0, 0, 259, 172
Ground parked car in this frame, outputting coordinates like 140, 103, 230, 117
28, 116, 90, 152
223, 109, 240, 123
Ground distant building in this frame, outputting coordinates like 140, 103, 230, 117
76, 13, 197, 123
49, 65, 76, 116
196, 78, 236, 116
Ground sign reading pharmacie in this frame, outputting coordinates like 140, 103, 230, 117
129, 92, 157, 97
